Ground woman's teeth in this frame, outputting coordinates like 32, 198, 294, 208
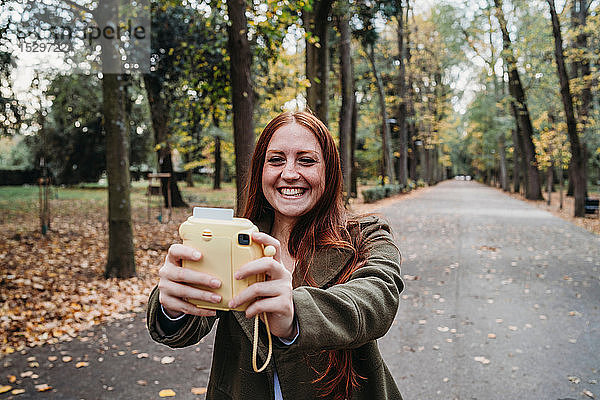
279, 188, 306, 197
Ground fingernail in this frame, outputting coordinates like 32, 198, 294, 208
192, 251, 201, 259
211, 279, 221, 288
211, 294, 221, 303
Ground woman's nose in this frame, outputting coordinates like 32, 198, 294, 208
281, 163, 300, 180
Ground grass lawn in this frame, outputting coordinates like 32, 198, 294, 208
0, 180, 237, 225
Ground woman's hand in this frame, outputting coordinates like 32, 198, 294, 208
228, 232, 296, 339
158, 244, 222, 318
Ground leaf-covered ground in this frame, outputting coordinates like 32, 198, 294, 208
0, 205, 187, 355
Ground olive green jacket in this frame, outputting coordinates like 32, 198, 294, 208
146, 215, 404, 399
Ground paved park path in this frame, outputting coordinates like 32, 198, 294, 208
379, 180, 600, 399
2, 180, 599, 399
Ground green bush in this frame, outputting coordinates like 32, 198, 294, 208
362, 184, 403, 203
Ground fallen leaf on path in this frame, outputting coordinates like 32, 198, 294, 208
487, 333, 496, 339
474, 356, 490, 365
75, 362, 89, 368
8, 375, 16, 383
403, 274, 419, 281
48, 356, 58, 362
62, 356, 72, 362
191, 387, 207, 395
20, 371, 33, 378
159, 389, 176, 397
569, 376, 581, 384
582, 390, 594, 398
35, 384, 52, 392
161, 356, 175, 364
11, 388, 25, 395
0, 386, 12, 394
136, 380, 147, 386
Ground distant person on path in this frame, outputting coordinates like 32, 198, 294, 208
146, 111, 404, 400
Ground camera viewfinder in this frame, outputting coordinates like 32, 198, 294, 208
238, 233, 250, 246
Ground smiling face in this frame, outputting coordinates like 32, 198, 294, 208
261, 123, 326, 222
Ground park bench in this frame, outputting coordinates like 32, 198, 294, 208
585, 197, 599, 218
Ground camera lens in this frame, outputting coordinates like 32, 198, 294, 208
238, 233, 250, 246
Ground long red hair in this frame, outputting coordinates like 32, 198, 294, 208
243, 111, 367, 399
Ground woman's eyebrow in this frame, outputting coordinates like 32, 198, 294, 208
266, 149, 319, 156
297, 150, 319, 156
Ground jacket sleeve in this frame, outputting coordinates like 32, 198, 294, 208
280, 217, 403, 353
146, 285, 217, 348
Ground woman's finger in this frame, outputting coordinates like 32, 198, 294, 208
160, 280, 222, 304
234, 257, 288, 281
244, 296, 294, 320
251, 232, 282, 262
159, 292, 217, 317
165, 243, 203, 266
160, 262, 222, 289
228, 280, 285, 309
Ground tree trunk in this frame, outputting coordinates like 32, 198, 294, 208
98, 1, 135, 278
547, 163, 554, 205
143, 74, 188, 207
213, 135, 222, 190
424, 147, 430, 185
571, 0, 592, 127
185, 152, 194, 187
337, 11, 353, 202
405, 0, 418, 183
367, 42, 396, 183
547, 0, 586, 216
495, 0, 542, 200
304, 0, 333, 125
227, 0, 255, 215
395, 0, 408, 187
499, 133, 508, 191
350, 89, 358, 198
103, 74, 135, 278
409, 136, 417, 181
511, 128, 521, 193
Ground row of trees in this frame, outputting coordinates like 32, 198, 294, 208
455, 0, 599, 217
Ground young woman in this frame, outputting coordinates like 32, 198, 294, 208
146, 111, 404, 400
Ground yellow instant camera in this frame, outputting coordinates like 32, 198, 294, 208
179, 207, 269, 312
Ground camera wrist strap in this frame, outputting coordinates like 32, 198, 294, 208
252, 312, 272, 373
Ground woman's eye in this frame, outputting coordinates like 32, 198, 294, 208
267, 157, 284, 164
299, 158, 316, 164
